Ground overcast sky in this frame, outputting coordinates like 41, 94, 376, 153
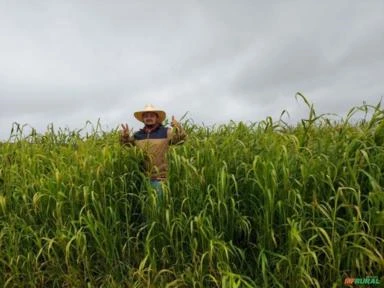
1, 0, 383, 140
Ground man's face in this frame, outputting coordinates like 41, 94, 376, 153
142, 112, 158, 125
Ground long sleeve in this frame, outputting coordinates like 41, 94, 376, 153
120, 134, 135, 146
167, 125, 187, 145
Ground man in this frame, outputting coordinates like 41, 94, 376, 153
120, 104, 186, 201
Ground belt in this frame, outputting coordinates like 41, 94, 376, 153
150, 177, 166, 181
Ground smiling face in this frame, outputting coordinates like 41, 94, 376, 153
142, 112, 159, 126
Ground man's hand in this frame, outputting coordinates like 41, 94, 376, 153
171, 116, 180, 128
169, 115, 186, 145
121, 123, 130, 137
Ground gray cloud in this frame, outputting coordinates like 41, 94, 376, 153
1, 0, 383, 139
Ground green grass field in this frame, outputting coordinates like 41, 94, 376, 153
1, 99, 384, 287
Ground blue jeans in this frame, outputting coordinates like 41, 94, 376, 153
150, 179, 164, 205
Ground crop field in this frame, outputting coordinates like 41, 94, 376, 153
1, 100, 384, 287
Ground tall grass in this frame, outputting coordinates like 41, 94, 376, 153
0, 99, 383, 287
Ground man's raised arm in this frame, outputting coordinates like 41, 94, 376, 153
120, 123, 135, 146
168, 116, 187, 145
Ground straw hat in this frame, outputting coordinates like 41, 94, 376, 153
134, 104, 166, 123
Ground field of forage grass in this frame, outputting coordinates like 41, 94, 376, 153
0, 102, 384, 287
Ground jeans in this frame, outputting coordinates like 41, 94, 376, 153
150, 179, 164, 205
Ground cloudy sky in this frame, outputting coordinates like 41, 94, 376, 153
1, 0, 383, 140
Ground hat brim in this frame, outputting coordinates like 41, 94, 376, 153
134, 110, 166, 123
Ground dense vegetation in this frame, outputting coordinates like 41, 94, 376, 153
1, 99, 383, 287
